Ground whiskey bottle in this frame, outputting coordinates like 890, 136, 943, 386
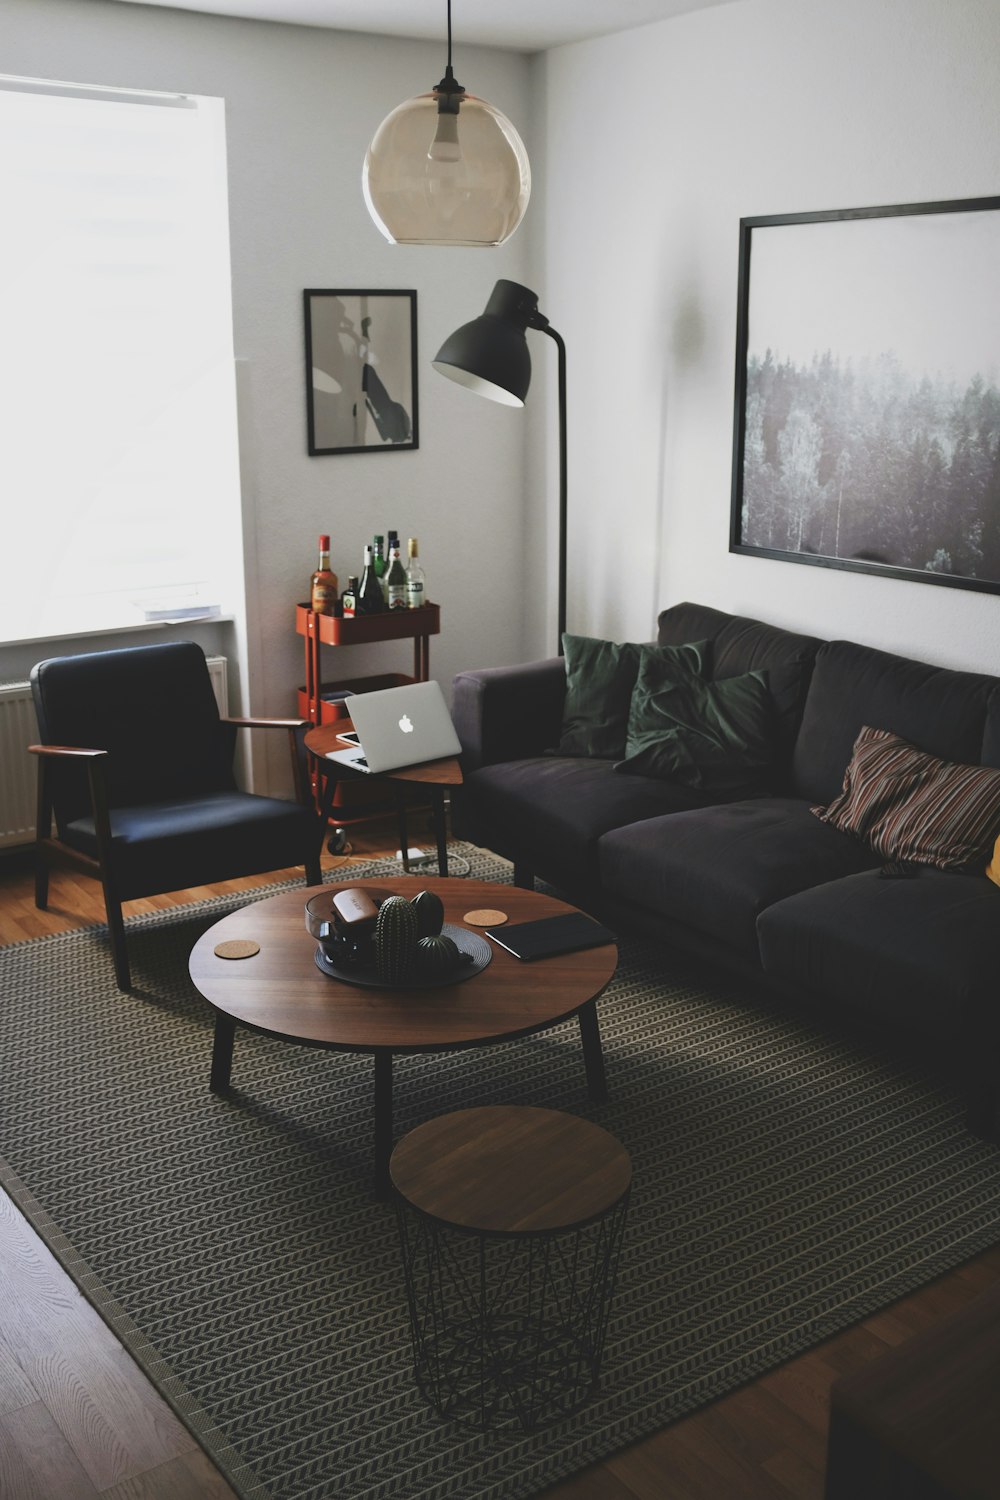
310, 535, 338, 615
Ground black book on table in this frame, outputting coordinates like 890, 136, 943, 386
485, 912, 616, 961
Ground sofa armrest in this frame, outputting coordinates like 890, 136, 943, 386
452, 658, 566, 770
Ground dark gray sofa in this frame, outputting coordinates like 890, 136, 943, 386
451, 602, 1000, 1135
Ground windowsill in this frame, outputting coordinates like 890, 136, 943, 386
1, 614, 235, 650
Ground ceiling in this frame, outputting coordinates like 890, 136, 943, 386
111, 0, 735, 54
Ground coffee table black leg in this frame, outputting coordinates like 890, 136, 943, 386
374, 1049, 394, 1198
578, 1002, 608, 1103
211, 1013, 235, 1093
432, 788, 449, 877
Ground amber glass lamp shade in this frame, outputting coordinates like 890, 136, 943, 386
363, 89, 531, 248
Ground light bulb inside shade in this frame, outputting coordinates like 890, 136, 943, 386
363, 91, 530, 247
428, 111, 460, 163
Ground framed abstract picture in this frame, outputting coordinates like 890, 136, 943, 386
730, 196, 1000, 593
304, 289, 418, 455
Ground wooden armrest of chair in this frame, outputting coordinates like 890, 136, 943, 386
28, 744, 108, 758
222, 716, 310, 730
219, 719, 313, 806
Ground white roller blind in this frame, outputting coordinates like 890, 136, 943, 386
0, 79, 241, 640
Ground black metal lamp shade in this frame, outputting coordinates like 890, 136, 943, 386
431, 280, 539, 406
433, 280, 568, 652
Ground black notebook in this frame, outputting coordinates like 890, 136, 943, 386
485, 912, 617, 961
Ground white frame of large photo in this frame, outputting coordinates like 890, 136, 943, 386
730, 196, 1000, 594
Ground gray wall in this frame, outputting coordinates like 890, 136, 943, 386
3, 0, 534, 792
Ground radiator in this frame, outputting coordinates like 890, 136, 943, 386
0, 655, 229, 850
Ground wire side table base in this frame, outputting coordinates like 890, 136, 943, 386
392, 1108, 631, 1434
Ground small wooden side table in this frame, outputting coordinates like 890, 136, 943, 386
304, 721, 462, 875
825, 1280, 1000, 1499
390, 1106, 632, 1432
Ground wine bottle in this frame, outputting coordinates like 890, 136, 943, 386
385, 541, 407, 610
372, 535, 386, 598
406, 537, 426, 609
341, 575, 359, 618
358, 545, 385, 614
310, 535, 338, 615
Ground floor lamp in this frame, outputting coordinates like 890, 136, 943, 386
432, 280, 567, 655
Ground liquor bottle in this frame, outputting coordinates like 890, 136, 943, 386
386, 528, 399, 562
406, 537, 426, 609
372, 535, 386, 598
358, 545, 385, 614
385, 541, 407, 610
341, 575, 359, 618
310, 535, 338, 615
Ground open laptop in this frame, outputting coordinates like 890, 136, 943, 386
323, 680, 462, 774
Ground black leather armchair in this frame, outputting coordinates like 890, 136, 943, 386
29, 640, 322, 990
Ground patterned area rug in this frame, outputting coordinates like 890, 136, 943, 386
3, 842, 1000, 1500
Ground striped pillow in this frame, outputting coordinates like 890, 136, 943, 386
813, 725, 1000, 872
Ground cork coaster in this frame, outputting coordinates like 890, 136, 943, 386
214, 939, 260, 960
463, 908, 507, 927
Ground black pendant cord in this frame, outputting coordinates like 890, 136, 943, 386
436, 0, 464, 104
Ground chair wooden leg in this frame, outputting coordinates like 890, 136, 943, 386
99, 878, 132, 992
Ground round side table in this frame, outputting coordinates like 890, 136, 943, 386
390, 1105, 632, 1433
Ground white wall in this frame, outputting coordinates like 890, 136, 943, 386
3, 0, 533, 792
535, 0, 1000, 673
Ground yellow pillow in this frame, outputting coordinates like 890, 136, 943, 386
986, 836, 1000, 888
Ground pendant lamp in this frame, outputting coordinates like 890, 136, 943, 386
362, 0, 531, 248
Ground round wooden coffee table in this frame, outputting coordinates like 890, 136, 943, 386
188, 878, 618, 1195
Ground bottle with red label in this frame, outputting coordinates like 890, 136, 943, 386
309, 535, 338, 615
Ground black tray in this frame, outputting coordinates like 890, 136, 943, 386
314, 923, 493, 990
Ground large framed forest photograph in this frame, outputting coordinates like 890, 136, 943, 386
730, 196, 1000, 593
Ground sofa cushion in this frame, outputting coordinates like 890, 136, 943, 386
460, 756, 722, 886
757, 869, 1000, 1038
598, 797, 880, 961
981, 683, 1000, 769
658, 602, 821, 750
557, 634, 709, 759
988, 836, 1000, 888
791, 640, 994, 805
814, 726, 1000, 872
616, 662, 774, 792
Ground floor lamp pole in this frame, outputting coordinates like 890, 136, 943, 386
541, 324, 567, 656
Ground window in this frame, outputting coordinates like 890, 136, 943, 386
0, 77, 242, 641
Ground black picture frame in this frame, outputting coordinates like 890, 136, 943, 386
730, 195, 1000, 594
304, 289, 418, 455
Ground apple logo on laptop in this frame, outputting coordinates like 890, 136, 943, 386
399, 714, 414, 734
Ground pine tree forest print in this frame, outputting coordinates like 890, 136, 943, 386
732, 199, 1000, 593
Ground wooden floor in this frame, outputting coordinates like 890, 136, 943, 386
1, 817, 998, 1499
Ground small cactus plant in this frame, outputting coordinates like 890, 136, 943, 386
375, 895, 419, 983
417, 932, 461, 977
412, 889, 445, 938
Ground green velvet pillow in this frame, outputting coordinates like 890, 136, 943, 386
615, 652, 774, 790
557, 634, 710, 759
